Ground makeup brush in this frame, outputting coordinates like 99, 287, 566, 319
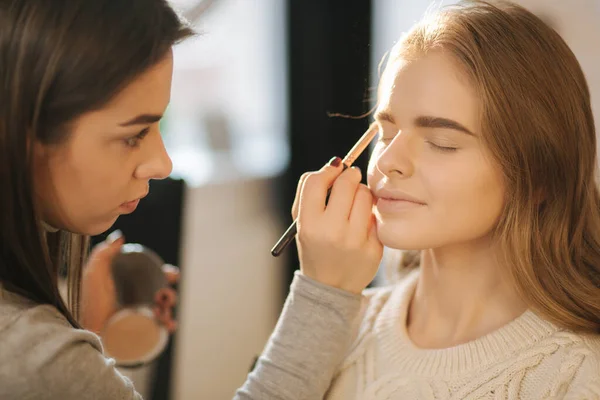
271, 123, 378, 257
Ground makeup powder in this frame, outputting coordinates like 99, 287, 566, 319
102, 308, 166, 365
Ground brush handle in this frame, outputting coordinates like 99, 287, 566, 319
270, 220, 298, 257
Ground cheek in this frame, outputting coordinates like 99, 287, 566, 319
46, 146, 131, 230
429, 157, 504, 232
375, 153, 505, 250
367, 147, 384, 189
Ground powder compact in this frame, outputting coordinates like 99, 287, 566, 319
101, 243, 169, 368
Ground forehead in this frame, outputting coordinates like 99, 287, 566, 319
377, 51, 479, 127
106, 53, 174, 114
77, 53, 174, 127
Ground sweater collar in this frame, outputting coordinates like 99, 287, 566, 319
374, 269, 561, 376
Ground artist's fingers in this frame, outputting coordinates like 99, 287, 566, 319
155, 287, 177, 308
162, 264, 180, 284
88, 230, 125, 266
163, 308, 172, 325
160, 308, 179, 333
292, 173, 310, 220
347, 183, 375, 242
298, 158, 345, 223
166, 320, 178, 333
154, 305, 172, 325
324, 166, 362, 221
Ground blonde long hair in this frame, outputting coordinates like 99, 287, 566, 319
384, 0, 600, 333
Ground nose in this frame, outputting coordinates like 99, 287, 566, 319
134, 130, 173, 181
373, 130, 415, 178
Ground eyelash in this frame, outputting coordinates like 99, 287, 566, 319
426, 141, 458, 152
124, 128, 150, 148
378, 136, 458, 153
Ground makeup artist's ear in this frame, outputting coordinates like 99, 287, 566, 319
31, 137, 52, 172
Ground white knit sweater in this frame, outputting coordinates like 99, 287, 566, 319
326, 270, 600, 400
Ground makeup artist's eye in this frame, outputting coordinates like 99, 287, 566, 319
124, 128, 150, 148
426, 141, 457, 153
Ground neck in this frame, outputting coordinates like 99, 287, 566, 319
407, 238, 527, 349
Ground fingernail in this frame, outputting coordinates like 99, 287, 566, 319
106, 229, 123, 244
163, 264, 180, 274
155, 289, 169, 304
328, 156, 342, 167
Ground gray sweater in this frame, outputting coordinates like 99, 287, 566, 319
0, 272, 362, 399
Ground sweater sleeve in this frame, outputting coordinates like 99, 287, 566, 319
234, 271, 363, 400
0, 304, 142, 400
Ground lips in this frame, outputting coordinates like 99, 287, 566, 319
372, 187, 426, 213
118, 200, 138, 214
123, 191, 149, 205
373, 188, 426, 205
119, 192, 148, 213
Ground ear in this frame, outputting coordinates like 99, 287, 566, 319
31, 136, 48, 162
30, 138, 53, 205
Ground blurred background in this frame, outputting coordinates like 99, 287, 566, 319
98, 0, 600, 398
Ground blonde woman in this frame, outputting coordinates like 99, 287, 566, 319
242, 1, 600, 399
323, 1, 600, 398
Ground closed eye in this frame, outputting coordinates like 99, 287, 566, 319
426, 141, 458, 152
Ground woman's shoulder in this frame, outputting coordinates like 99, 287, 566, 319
565, 331, 600, 372
555, 331, 600, 398
0, 289, 139, 399
0, 287, 100, 344
549, 329, 600, 362
0, 288, 104, 368
1, 288, 74, 335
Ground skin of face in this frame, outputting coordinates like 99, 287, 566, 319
367, 50, 505, 252
34, 52, 175, 235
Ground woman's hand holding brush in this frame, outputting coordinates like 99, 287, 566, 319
291, 157, 383, 295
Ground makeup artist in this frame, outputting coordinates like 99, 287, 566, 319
0, 1, 380, 399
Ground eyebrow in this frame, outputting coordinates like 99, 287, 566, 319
374, 110, 476, 136
374, 110, 395, 124
119, 114, 163, 127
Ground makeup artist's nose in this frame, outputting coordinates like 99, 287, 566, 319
374, 130, 414, 178
134, 131, 173, 180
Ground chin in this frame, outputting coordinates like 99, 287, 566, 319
93, 218, 120, 236
70, 217, 120, 237
376, 220, 428, 251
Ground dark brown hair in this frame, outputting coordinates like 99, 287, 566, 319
0, 0, 194, 326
